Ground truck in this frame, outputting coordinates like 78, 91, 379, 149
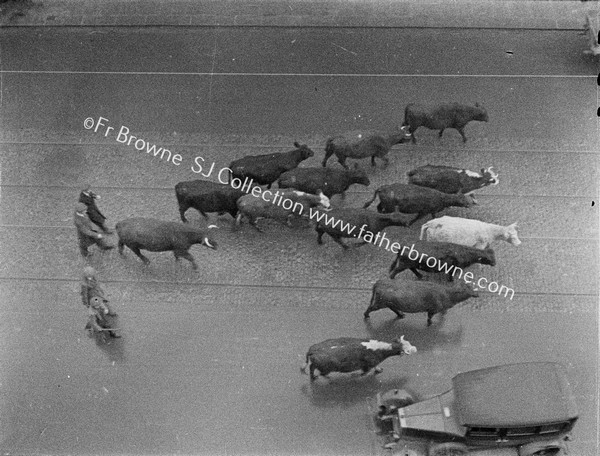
375, 362, 578, 456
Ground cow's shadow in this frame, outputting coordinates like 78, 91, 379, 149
300, 374, 414, 409
363, 314, 463, 353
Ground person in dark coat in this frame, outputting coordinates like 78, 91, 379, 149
85, 297, 121, 339
74, 203, 113, 256
79, 186, 113, 233
81, 266, 117, 316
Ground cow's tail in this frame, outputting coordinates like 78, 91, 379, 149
174, 183, 186, 205
363, 189, 380, 209
322, 138, 335, 167
364, 286, 379, 317
300, 354, 311, 375
389, 254, 399, 273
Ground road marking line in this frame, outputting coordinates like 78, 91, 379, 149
0, 70, 594, 78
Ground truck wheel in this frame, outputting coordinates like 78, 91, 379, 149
428, 442, 468, 456
518, 441, 566, 456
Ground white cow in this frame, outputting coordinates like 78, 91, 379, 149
420, 216, 521, 250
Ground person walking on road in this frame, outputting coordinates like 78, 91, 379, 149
81, 266, 117, 316
85, 297, 121, 339
81, 267, 120, 339
79, 186, 113, 234
74, 203, 113, 256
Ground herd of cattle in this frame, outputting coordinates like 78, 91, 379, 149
80, 101, 523, 382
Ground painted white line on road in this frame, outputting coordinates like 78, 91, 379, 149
0, 70, 594, 79
0, 224, 597, 241
1, 141, 598, 155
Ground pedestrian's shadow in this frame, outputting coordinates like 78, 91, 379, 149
300, 375, 413, 409
363, 314, 463, 353
90, 331, 126, 364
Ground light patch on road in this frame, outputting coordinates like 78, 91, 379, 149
362, 340, 392, 351
332, 43, 357, 56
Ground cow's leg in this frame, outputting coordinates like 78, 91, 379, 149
322, 150, 334, 167
438, 128, 445, 138
351, 239, 368, 248
391, 308, 405, 319
330, 234, 349, 250
117, 239, 125, 255
408, 213, 426, 226
130, 245, 151, 265
410, 127, 417, 144
178, 204, 190, 222
249, 219, 263, 232
458, 127, 467, 142
360, 367, 372, 376
309, 364, 320, 381
316, 228, 325, 245
337, 156, 349, 170
410, 268, 424, 279
427, 311, 435, 326
389, 265, 405, 279
174, 250, 198, 270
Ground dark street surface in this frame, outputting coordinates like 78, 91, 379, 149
0, 24, 598, 455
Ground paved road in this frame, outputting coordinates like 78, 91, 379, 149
0, 26, 598, 455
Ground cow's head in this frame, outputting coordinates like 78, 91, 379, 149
505, 223, 521, 246
459, 192, 478, 207
395, 125, 413, 144
393, 336, 417, 355
481, 167, 499, 186
454, 281, 480, 299
473, 102, 489, 122
477, 248, 496, 267
293, 142, 315, 160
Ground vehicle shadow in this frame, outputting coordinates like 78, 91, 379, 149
300, 375, 414, 409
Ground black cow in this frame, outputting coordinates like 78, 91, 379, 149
175, 180, 245, 222
300, 336, 416, 382
315, 208, 409, 249
278, 165, 370, 198
236, 189, 330, 232
389, 240, 496, 281
363, 183, 476, 226
116, 217, 217, 270
407, 164, 499, 194
364, 279, 479, 326
228, 142, 314, 189
402, 102, 489, 143
321, 127, 412, 169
